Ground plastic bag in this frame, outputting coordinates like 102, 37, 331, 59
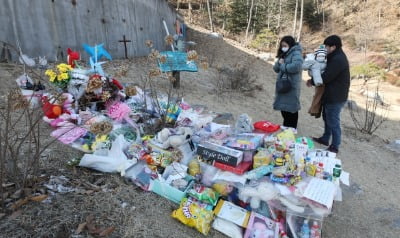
253, 120, 281, 133
172, 197, 214, 235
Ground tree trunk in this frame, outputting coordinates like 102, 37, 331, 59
277, 0, 282, 31
292, 0, 298, 36
206, 0, 214, 32
267, 0, 270, 29
176, 0, 180, 10
276, 0, 283, 49
322, 0, 325, 31
188, 1, 192, 23
245, 0, 255, 40
297, 0, 304, 41
252, 1, 258, 34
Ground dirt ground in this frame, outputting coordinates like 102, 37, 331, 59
1, 25, 400, 238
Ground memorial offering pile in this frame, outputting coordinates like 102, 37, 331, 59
11, 44, 349, 238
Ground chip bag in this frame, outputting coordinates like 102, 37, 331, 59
172, 197, 214, 235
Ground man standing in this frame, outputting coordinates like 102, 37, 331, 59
309, 35, 350, 153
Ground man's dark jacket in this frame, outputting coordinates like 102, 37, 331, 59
321, 48, 350, 103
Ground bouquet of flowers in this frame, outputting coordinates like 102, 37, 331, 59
45, 63, 73, 89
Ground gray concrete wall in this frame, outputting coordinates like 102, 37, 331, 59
0, 0, 177, 61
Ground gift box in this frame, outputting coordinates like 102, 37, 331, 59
244, 212, 279, 238
238, 149, 257, 162
225, 133, 264, 150
213, 160, 252, 175
197, 141, 243, 166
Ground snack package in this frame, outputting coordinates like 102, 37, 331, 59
253, 149, 272, 169
172, 197, 214, 235
188, 184, 220, 206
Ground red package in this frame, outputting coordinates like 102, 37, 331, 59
253, 120, 280, 133
213, 161, 252, 175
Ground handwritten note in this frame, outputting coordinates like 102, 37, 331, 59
303, 177, 336, 209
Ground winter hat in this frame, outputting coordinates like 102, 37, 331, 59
314, 45, 327, 58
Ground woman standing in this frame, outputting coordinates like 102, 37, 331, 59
273, 36, 303, 129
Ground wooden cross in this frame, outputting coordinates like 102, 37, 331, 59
119, 35, 131, 59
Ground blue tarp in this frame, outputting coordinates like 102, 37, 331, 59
158, 51, 198, 72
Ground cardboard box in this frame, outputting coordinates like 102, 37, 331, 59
214, 200, 251, 228
197, 141, 243, 166
151, 176, 193, 204
150, 162, 194, 204
213, 160, 252, 175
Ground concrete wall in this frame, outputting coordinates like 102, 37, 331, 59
0, 0, 177, 61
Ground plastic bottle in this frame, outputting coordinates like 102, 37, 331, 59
300, 219, 310, 238
310, 221, 321, 238
333, 164, 342, 183
315, 162, 324, 179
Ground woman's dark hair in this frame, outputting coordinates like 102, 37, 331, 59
276, 35, 296, 58
324, 35, 342, 49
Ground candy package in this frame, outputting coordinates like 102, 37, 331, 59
187, 184, 220, 206
172, 197, 214, 235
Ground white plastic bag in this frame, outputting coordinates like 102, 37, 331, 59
79, 135, 137, 175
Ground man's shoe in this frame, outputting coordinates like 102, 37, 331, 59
312, 137, 329, 146
327, 145, 339, 153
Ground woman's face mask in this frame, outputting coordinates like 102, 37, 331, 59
281, 47, 289, 52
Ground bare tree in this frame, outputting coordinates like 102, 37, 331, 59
296, 0, 304, 41
206, 0, 214, 31
188, 1, 193, 23
245, 0, 255, 40
292, 0, 298, 36
322, 0, 326, 31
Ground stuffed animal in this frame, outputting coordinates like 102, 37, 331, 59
67, 48, 80, 68
235, 113, 254, 134
238, 181, 278, 209
239, 181, 305, 213
155, 127, 194, 149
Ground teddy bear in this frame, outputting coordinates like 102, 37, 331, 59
235, 113, 254, 134
155, 127, 194, 149
238, 181, 278, 209
238, 181, 305, 213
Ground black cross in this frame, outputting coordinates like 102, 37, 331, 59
119, 35, 131, 59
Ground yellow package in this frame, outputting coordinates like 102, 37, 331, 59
172, 197, 214, 235
253, 149, 272, 169
276, 129, 296, 150
188, 159, 201, 177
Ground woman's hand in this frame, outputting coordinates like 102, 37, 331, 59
279, 58, 284, 64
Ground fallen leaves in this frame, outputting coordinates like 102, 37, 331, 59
11, 194, 49, 210
75, 214, 115, 237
